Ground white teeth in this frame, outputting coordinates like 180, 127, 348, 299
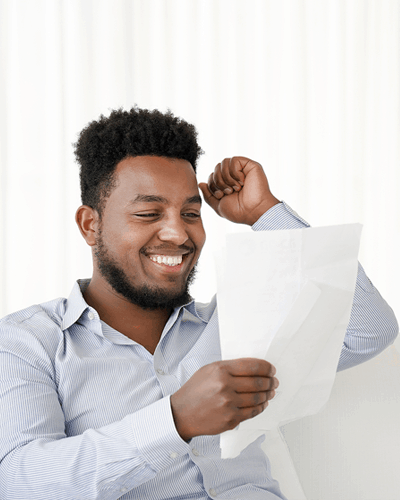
149, 254, 183, 266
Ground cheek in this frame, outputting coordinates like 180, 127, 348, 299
110, 224, 148, 246
101, 228, 145, 263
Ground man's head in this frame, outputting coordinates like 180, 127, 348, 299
75, 108, 206, 310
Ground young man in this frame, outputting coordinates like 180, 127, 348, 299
0, 108, 397, 500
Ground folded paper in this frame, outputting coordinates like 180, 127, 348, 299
215, 223, 362, 470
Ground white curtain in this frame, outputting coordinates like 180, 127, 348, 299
1, 0, 399, 497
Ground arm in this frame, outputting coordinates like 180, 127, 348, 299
0, 321, 189, 500
0, 319, 279, 500
199, 157, 399, 371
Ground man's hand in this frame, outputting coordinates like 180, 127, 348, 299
198, 156, 280, 225
170, 358, 279, 442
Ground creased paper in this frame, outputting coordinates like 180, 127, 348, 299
216, 223, 362, 469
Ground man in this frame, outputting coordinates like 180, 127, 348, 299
0, 108, 397, 500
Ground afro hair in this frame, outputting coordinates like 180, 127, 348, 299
74, 107, 203, 215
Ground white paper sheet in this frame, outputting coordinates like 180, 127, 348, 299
216, 224, 362, 471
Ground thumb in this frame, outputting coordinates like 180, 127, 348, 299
198, 182, 220, 213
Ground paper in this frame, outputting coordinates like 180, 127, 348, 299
215, 223, 362, 465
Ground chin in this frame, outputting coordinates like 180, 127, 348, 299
102, 261, 197, 310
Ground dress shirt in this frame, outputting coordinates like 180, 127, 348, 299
0, 202, 398, 500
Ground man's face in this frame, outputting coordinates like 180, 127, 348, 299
94, 155, 206, 310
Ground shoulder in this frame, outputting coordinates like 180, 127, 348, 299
0, 296, 67, 327
0, 297, 67, 368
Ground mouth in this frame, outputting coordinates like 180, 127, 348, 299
145, 253, 191, 273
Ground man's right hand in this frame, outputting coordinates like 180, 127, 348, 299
170, 358, 278, 442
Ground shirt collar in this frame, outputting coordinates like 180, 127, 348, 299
61, 279, 92, 331
60, 280, 208, 333
183, 299, 208, 324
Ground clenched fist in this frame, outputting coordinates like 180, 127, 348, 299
198, 156, 280, 226
170, 358, 279, 442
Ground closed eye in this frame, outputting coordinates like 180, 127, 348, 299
133, 213, 201, 220
183, 213, 200, 218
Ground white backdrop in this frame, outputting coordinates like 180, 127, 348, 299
1, 0, 399, 498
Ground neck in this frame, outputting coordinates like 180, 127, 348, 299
83, 275, 172, 354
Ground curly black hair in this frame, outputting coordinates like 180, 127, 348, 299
74, 107, 203, 215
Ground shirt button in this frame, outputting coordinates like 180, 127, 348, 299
88, 311, 95, 320
170, 452, 179, 459
156, 368, 165, 375
209, 488, 217, 497
192, 448, 200, 456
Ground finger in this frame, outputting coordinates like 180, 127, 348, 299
198, 182, 220, 212
228, 157, 246, 186
210, 163, 233, 195
236, 390, 270, 408
220, 158, 242, 192
207, 171, 224, 199
234, 375, 279, 393
238, 399, 269, 423
223, 358, 276, 378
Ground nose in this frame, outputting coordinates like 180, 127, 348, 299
157, 214, 190, 246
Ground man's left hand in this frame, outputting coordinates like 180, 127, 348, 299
198, 156, 280, 225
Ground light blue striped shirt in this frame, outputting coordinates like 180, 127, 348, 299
0, 203, 398, 500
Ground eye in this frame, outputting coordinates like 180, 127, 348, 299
182, 212, 201, 219
134, 213, 159, 218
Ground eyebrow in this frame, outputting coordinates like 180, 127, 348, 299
129, 194, 202, 205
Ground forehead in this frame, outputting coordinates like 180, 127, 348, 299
109, 155, 199, 206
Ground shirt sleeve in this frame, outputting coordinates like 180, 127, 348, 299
0, 322, 190, 500
252, 202, 399, 371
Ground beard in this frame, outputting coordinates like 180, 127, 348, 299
94, 231, 197, 311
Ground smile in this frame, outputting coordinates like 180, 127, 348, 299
148, 254, 183, 266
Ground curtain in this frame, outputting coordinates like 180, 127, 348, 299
1, 0, 399, 320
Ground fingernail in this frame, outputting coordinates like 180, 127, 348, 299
233, 186, 241, 191
214, 190, 224, 198
224, 188, 233, 195
239, 181, 244, 186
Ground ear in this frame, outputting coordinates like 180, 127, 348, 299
75, 205, 99, 246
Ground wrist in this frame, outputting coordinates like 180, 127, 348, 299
246, 197, 281, 225
170, 394, 193, 442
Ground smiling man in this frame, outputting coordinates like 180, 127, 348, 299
0, 108, 397, 500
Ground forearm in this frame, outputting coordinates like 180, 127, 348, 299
2, 417, 151, 500
1, 381, 188, 500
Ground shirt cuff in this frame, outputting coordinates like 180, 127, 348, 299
251, 201, 310, 231
130, 395, 190, 473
